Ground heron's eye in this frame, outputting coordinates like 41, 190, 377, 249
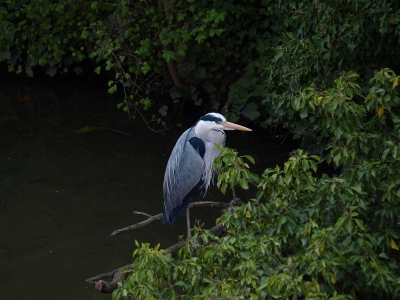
215, 121, 219, 124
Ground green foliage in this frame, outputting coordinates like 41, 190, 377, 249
214, 145, 259, 196
114, 69, 400, 299
1, 0, 280, 123
113, 242, 178, 299
0, 0, 99, 75
262, 0, 400, 131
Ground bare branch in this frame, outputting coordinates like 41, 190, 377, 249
187, 201, 229, 208
111, 201, 228, 236
111, 214, 162, 236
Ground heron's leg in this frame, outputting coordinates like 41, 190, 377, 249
186, 207, 191, 238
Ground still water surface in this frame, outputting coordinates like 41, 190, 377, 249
0, 74, 289, 299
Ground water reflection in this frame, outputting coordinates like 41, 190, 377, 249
0, 74, 289, 299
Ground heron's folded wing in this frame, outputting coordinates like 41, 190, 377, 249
163, 128, 204, 214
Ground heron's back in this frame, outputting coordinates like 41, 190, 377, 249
163, 128, 205, 225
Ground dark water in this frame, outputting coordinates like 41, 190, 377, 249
0, 74, 290, 299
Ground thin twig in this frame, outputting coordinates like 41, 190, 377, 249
98, 127, 132, 135
133, 211, 153, 218
111, 214, 163, 236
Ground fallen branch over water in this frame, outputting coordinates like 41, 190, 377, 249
86, 198, 241, 294
111, 201, 228, 236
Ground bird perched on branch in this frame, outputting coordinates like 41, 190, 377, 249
162, 112, 251, 237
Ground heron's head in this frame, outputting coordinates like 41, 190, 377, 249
196, 112, 252, 133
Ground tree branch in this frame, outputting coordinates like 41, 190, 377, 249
110, 201, 228, 236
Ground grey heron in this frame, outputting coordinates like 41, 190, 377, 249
162, 112, 251, 237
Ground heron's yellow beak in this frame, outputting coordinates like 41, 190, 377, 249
221, 121, 252, 131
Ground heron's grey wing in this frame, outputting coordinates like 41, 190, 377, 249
163, 128, 204, 221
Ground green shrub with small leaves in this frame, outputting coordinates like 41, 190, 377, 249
113, 69, 400, 299
0, 0, 280, 125
261, 0, 400, 131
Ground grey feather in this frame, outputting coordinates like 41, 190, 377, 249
163, 127, 205, 222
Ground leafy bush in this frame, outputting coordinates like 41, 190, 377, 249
0, 0, 99, 76
1, 0, 281, 124
113, 69, 400, 299
262, 0, 400, 131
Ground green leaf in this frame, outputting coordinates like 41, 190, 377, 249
73, 126, 98, 134
390, 238, 399, 250
243, 155, 255, 165
241, 103, 260, 121
46, 66, 57, 77
354, 219, 366, 231
351, 184, 363, 194
73, 66, 82, 75
277, 215, 287, 227
158, 105, 168, 117
239, 177, 249, 189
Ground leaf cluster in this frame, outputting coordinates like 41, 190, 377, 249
262, 0, 400, 131
214, 145, 259, 196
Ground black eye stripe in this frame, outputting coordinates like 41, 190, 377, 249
200, 115, 223, 122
